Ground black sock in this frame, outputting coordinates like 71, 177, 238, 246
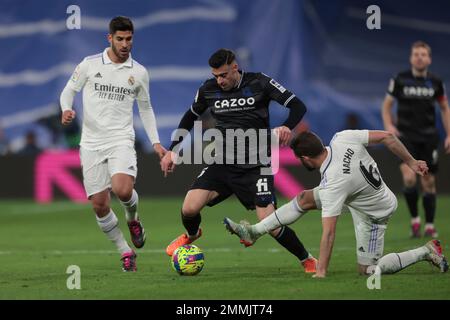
423, 193, 436, 224
181, 211, 201, 237
273, 226, 309, 261
403, 187, 418, 218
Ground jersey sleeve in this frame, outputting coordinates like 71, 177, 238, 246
333, 130, 369, 146
386, 75, 401, 98
67, 58, 89, 92
319, 184, 347, 218
136, 68, 150, 102
259, 73, 296, 107
190, 85, 208, 116
435, 79, 447, 102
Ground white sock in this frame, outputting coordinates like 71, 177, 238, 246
411, 217, 421, 225
253, 197, 307, 235
300, 253, 314, 263
96, 210, 131, 254
425, 223, 434, 229
120, 189, 139, 222
377, 246, 429, 274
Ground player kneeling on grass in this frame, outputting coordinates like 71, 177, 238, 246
225, 130, 449, 277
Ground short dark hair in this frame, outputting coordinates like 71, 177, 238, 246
411, 40, 431, 56
109, 16, 134, 35
208, 48, 236, 68
290, 131, 325, 158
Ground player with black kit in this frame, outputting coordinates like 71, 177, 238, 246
382, 41, 450, 238
161, 48, 318, 272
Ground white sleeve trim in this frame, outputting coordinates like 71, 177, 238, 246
137, 99, 160, 145
190, 104, 200, 117
283, 94, 296, 107
321, 211, 342, 218
60, 85, 77, 112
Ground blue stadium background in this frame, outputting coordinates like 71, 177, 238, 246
1, 0, 449, 152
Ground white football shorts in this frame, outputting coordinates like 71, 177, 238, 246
313, 186, 395, 266
349, 207, 391, 266
80, 145, 137, 198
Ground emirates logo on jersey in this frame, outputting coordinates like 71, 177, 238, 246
128, 75, 135, 86
94, 83, 135, 101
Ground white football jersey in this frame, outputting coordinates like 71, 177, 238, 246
66, 48, 150, 150
318, 130, 397, 219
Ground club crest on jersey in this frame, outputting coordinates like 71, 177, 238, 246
128, 75, 135, 86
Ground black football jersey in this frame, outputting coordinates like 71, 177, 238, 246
388, 70, 446, 142
191, 71, 297, 167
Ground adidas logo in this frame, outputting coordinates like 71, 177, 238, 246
358, 246, 365, 252
128, 166, 136, 171
94, 72, 102, 78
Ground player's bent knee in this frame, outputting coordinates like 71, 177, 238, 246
92, 202, 110, 217
404, 178, 416, 188
401, 169, 417, 187
181, 203, 201, 217
358, 264, 369, 275
298, 190, 316, 210
254, 198, 273, 208
269, 227, 281, 238
422, 185, 436, 194
421, 175, 436, 192
113, 188, 133, 202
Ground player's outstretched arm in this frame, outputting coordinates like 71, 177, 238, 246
437, 98, 450, 153
60, 85, 77, 125
273, 126, 291, 146
368, 130, 428, 176
60, 59, 88, 126
137, 99, 162, 149
160, 151, 176, 177
153, 143, 167, 160
381, 94, 399, 136
61, 110, 76, 125
276, 97, 307, 146
407, 160, 428, 177
161, 108, 199, 177
314, 215, 338, 278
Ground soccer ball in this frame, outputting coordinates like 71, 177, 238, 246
171, 244, 204, 276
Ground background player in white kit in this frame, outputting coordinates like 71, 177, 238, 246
225, 130, 448, 277
60, 16, 166, 271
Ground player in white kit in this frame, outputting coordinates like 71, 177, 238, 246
60, 17, 166, 271
225, 130, 448, 277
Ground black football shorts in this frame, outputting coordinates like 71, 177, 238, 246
189, 164, 276, 210
399, 136, 439, 173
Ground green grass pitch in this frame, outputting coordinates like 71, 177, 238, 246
0, 196, 449, 300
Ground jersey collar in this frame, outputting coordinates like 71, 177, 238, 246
102, 48, 133, 68
236, 70, 245, 89
320, 146, 332, 175
411, 68, 428, 79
